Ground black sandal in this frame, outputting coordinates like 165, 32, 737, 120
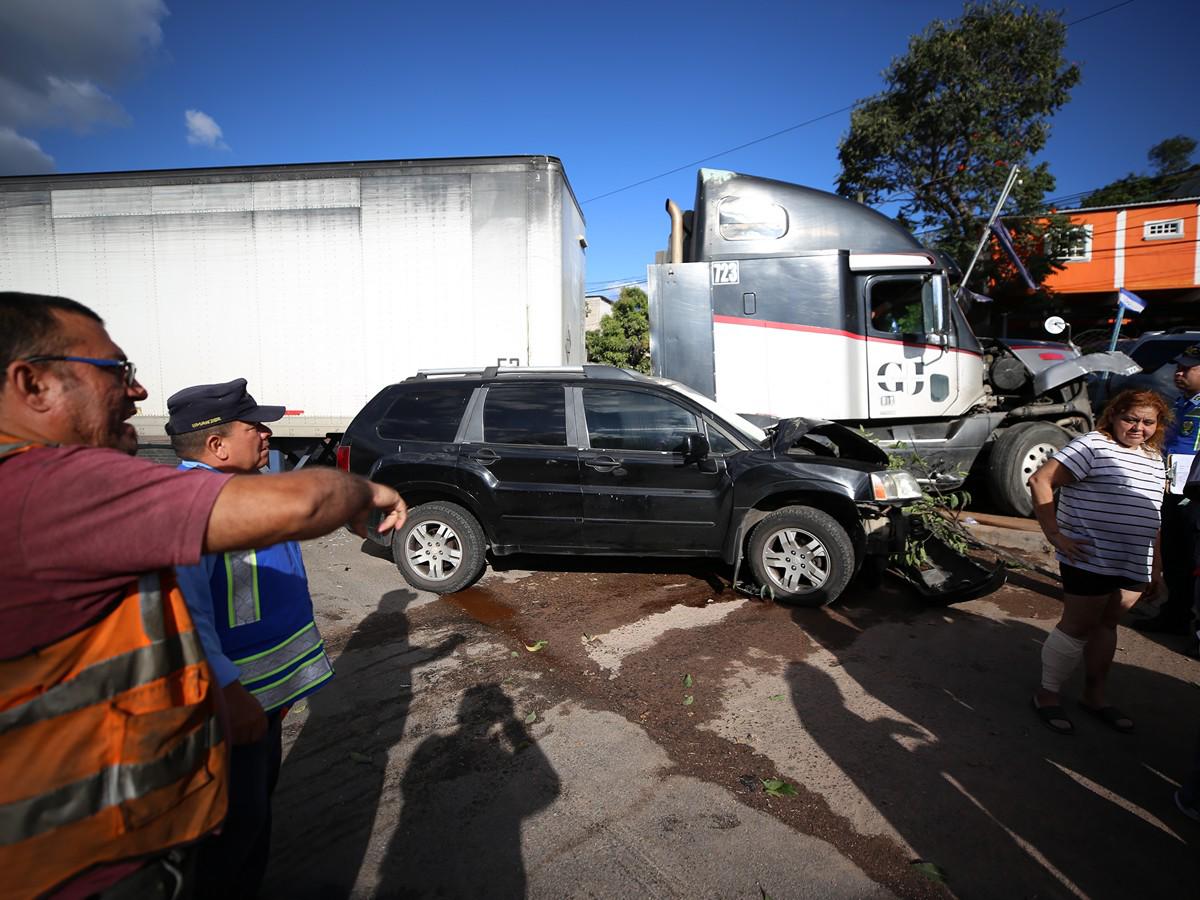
1080, 704, 1134, 734
1032, 696, 1074, 734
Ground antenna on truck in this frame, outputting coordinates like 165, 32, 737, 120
958, 165, 1021, 294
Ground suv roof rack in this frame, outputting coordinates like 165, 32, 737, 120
408, 365, 641, 381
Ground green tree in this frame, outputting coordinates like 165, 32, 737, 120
1148, 135, 1196, 175
1079, 173, 1159, 208
836, 1, 1080, 295
585, 286, 650, 373
1082, 135, 1197, 206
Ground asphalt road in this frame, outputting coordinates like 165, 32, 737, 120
261, 531, 1200, 899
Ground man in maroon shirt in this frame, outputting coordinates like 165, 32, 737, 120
0, 292, 408, 899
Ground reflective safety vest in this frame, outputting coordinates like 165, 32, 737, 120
0, 438, 228, 899
209, 541, 334, 712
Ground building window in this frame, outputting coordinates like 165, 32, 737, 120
718, 196, 788, 241
1143, 218, 1184, 240
1054, 224, 1092, 262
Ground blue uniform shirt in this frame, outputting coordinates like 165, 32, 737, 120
174, 460, 333, 710
1165, 391, 1200, 456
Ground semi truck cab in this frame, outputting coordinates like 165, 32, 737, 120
648, 169, 1134, 515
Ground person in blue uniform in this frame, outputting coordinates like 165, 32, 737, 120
168, 378, 339, 900
1134, 344, 1200, 642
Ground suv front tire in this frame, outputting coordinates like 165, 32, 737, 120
748, 506, 855, 607
393, 501, 487, 594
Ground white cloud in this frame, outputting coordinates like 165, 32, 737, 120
185, 109, 229, 151
0, 0, 168, 169
0, 126, 54, 175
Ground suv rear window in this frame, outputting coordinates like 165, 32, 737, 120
482, 384, 567, 446
378, 383, 474, 441
583, 388, 699, 452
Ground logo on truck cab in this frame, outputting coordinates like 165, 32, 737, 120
877, 361, 926, 395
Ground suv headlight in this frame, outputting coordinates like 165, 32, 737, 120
870, 470, 923, 501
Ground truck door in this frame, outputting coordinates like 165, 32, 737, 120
863, 274, 959, 419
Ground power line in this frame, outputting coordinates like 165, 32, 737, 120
580, 1, 1138, 208
1065, 0, 1136, 26
581, 106, 854, 204
913, 199, 1197, 238
586, 278, 647, 291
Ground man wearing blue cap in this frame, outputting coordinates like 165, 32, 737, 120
167, 378, 338, 900
1135, 344, 1200, 645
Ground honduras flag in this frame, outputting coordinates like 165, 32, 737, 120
1117, 288, 1147, 314
988, 220, 1037, 291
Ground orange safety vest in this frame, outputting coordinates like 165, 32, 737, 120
0, 438, 228, 899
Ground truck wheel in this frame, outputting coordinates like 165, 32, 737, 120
393, 501, 486, 594
747, 506, 855, 607
988, 422, 1070, 518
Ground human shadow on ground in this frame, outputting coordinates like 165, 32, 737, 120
263, 588, 463, 899
786, 591, 1200, 900
374, 683, 561, 898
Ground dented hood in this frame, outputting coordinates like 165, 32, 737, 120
769, 418, 889, 465
1032, 350, 1141, 395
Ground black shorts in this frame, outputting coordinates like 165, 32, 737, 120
1059, 562, 1144, 596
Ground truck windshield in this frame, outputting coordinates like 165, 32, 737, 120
656, 380, 768, 445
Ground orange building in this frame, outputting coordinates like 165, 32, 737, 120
1042, 196, 1200, 331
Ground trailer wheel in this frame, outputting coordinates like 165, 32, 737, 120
988, 422, 1070, 517
393, 501, 486, 594
747, 506, 855, 607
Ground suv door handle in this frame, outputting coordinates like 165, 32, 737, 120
584, 455, 620, 472
470, 448, 500, 465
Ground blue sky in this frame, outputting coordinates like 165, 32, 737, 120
2, 0, 1196, 295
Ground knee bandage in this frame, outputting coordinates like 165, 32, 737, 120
1040, 627, 1086, 693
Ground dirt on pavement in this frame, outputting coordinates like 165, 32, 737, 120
262, 531, 1200, 899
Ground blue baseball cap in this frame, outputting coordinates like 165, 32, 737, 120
166, 378, 285, 435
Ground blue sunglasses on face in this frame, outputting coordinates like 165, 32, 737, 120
24, 355, 138, 387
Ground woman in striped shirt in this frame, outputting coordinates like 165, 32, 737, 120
1028, 389, 1170, 735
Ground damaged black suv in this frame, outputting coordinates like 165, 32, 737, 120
337, 366, 922, 606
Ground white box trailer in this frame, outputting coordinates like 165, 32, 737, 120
0, 155, 586, 461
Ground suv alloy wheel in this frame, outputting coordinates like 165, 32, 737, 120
393, 501, 487, 594
747, 506, 855, 607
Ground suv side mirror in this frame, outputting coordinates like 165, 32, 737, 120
683, 432, 710, 461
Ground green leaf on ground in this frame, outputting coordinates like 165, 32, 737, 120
683, 673, 694, 688
510, 651, 519, 658
761, 778, 797, 797
348, 751, 373, 765
910, 861, 947, 883
683, 695, 694, 706
768, 694, 785, 701
524, 711, 537, 724
524, 640, 548, 652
